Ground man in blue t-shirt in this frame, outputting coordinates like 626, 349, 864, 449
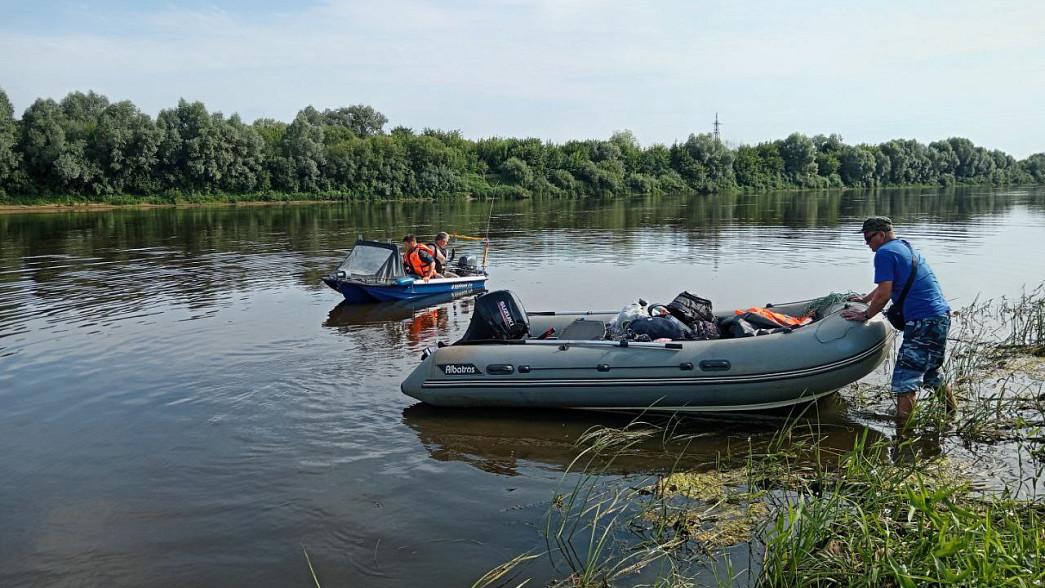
841, 216, 957, 421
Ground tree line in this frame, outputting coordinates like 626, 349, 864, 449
1, 88, 1043, 202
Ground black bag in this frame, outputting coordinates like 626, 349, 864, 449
666, 292, 714, 326
689, 320, 721, 340
885, 305, 906, 330
718, 315, 792, 338
886, 240, 919, 331
627, 316, 695, 341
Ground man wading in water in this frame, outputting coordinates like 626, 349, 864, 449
841, 216, 958, 422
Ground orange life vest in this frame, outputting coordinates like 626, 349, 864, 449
734, 307, 812, 327
405, 244, 435, 277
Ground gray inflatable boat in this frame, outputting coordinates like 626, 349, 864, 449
401, 291, 891, 412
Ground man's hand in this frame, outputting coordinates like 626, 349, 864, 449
841, 309, 869, 322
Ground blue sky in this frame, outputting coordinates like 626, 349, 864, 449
2, 0, 1043, 158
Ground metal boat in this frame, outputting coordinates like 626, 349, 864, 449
322, 239, 488, 303
401, 290, 891, 412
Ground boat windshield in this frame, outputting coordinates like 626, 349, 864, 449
334, 240, 404, 278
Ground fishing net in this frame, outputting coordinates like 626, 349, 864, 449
802, 291, 862, 318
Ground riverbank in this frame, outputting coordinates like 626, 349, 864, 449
0, 192, 431, 214
5, 181, 1043, 216
471, 289, 1045, 587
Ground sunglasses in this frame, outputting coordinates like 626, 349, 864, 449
863, 231, 880, 244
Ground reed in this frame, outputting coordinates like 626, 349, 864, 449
478, 407, 1045, 586
758, 431, 1045, 586
473, 288, 1045, 587
1002, 283, 1045, 351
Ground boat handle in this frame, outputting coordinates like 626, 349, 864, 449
486, 364, 515, 375
699, 360, 731, 371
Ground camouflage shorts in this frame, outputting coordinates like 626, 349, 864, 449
892, 314, 950, 394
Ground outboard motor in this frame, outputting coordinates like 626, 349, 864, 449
456, 254, 480, 275
457, 290, 529, 342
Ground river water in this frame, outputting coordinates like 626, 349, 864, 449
1, 186, 1043, 586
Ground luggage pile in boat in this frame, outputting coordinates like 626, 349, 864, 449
571, 290, 825, 344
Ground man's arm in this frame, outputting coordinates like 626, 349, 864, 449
843, 281, 893, 322
419, 250, 438, 281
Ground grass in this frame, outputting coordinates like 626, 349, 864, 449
473, 285, 1045, 587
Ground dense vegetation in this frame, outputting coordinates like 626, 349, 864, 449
1, 88, 1043, 203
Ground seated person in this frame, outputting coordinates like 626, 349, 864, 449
427, 231, 459, 278
402, 234, 440, 282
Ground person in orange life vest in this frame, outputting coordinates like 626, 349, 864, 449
402, 234, 440, 282
427, 232, 459, 278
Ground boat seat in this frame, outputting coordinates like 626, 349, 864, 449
558, 318, 607, 340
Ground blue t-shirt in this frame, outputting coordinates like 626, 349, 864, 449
873, 238, 950, 321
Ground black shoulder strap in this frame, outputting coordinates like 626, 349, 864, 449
895, 240, 919, 310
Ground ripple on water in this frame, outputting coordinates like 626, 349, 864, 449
2, 190, 1044, 587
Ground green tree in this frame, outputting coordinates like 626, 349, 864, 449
609, 129, 641, 172
19, 97, 101, 193
0, 88, 20, 196
733, 143, 784, 189
873, 148, 891, 184
674, 133, 735, 191
322, 105, 388, 138
1023, 153, 1045, 183
637, 143, 671, 177
840, 146, 875, 186
155, 99, 236, 192
279, 111, 327, 192
404, 134, 464, 196
778, 132, 818, 184
215, 114, 265, 193
928, 141, 959, 185
813, 133, 845, 184
502, 156, 534, 186
91, 100, 162, 194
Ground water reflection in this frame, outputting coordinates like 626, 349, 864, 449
321, 294, 477, 352
402, 397, 886, 477
323, 293, 460, 328
2, 186, 1041, 302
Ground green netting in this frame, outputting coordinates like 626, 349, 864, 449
803, 291, 862, 317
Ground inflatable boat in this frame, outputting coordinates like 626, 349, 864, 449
400, 290, 891, 412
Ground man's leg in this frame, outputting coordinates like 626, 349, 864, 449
920, 315, 956, 411
892, 322, 931, 422
893, 315, 954, 420
896, 391, 917, 422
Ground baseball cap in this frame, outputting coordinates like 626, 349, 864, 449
859, 216, 892, 233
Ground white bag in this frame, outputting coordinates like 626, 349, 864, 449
609, 299, 651, 335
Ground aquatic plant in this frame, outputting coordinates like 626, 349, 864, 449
468, 288, 1045, 587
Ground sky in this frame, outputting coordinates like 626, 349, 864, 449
1, 0, 1043, 158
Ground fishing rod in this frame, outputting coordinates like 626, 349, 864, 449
481, 200, 493, 268
449, 201, 494, 268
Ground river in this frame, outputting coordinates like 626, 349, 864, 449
1, 186, 1043, 586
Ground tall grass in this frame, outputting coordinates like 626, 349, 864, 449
1003, 284, 1045, 352
477, 411, 1045, 586
473, 287, 1045, 586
